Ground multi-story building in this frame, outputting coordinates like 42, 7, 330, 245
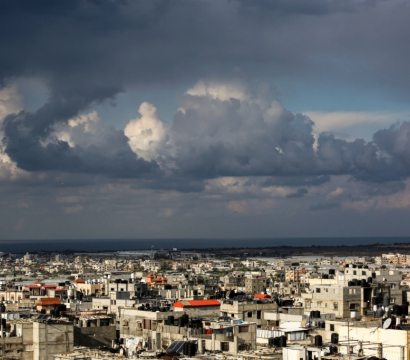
285, 268, 301, 283
375, 256, 389, 265
277, 259, 293, 268
222, 274, 246, 290
244, 277, 267, 294
301, 284, 362, 318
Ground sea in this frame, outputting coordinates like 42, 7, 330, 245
0, 237, 409, 253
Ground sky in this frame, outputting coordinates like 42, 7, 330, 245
2, 0, 410, 241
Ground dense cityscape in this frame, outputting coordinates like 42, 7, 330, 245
0, 247, 407, 359
3, 1, 410, 359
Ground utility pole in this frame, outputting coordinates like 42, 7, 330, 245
1, 298, 4, 357
347, 319, 351, 360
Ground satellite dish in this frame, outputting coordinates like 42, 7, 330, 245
383, 318, 392, 329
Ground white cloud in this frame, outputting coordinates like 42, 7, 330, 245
124, 102, 169, 161
305, 111, 410, 137
68, 111, 100, 133
186, 79, 250, 102
0, 84, 22, 122
327, 187, 344, 198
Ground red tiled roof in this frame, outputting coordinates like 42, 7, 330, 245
173, 300, 221, 308
36, 297, 61, 306
42, 285, 57, 288
54, 289, 67, 292
254, 294, 271, 299
73, 279, 85, 283
24, 285, 41, 289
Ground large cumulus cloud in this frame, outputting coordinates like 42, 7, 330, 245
137, 79, 409, 184
1, 0, 410, 187
4, 78, 410, 189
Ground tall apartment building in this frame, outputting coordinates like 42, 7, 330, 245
285, 268, 301, 282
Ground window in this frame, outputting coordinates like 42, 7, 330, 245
362, 271, 366, 275
221, 342, 229, 351
247, 312, 252, 318
202, 340, 206, 351
317, 301, 322, 308
239, 325, 249, 333
257, 310, 261, 319
143, 319, 151, 330
330, 324, 335, 331
349, 289, 356, 294
333, 303, 338, 310
353, 271, 357, 275
349, 303, 357, 310
306, 301, 311, 308
316, 288, 321, 293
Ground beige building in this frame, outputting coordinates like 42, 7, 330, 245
301, 284, 362, 318
220, 299, 278, 327
285, 268, 301, 282
119, 307, 257, 354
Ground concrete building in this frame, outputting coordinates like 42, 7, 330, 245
70, 309, 116, 348
285, 268, 301, 283
119, 307, 257, 354
301, 284, 362, 318
3, 319, 73, 360
244, 277, 267, 294
220, 299, 278, 327
222, 275, 246, 290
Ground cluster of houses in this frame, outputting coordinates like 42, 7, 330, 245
0, 250, 409, 359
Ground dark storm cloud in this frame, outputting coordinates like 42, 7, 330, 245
3, 110, 159, 178
1, 0, 410, 186
167, 87, 410, 184
309, 202, 341, 211
286, 188, 308, 198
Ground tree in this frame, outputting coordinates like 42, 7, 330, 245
67, 276, 75, 281
159, 261, 172, 271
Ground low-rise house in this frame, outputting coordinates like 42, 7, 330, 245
220, 298, 278, 327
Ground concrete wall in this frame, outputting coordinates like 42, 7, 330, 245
338, 325, 408, 360
220, 302, 278, 326
74, 325, 116, 348
33, 322, 74, 360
